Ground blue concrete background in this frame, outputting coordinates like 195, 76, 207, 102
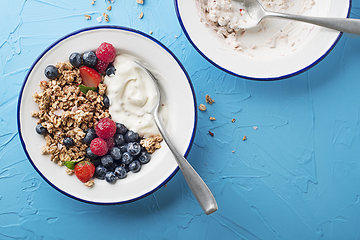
1, 0, 360, 239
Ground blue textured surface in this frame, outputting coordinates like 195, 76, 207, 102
2, 0, 360, 239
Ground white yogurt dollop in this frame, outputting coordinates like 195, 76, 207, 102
104, 54, 167, 138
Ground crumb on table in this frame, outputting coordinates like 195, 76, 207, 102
210, 117, 216, 121
205, 94, 215, 104
198, 104, 206, 111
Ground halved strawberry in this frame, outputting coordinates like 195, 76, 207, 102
74, 160, 95, 183
80, 66, 101, 88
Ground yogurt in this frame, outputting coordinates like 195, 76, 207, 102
104, 54, 167, 138
196, 0, 322, 56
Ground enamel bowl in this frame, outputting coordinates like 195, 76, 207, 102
17, 26, 197, 204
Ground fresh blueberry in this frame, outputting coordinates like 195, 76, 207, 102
86, 147, 98, 160
122, 152, 133, 165
124, 130, 139, 143
128, 160, 141, 173
114, 166, 127, 179
110, 147, 122, 160
139, 151, 151, 164
105, 171, 117, 183
90, 158, 101, 167
127, 142, 141, 156
106, 64, 116, 76
116, 123, 128, 135
83, 128, 97, 145
63, 137, 74, 147
95, 165, 107, 180
103, 95, 110, 109
44, 65, 59, 80
82, 51, 97, 68
101, 155, 114, 170
114, 133, 125, 146
69, 52, 82, 68
119, 143, 128, 153
35, 123, 47, 135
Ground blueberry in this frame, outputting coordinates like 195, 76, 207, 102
119, 143, 128, 153
90, 158, 101, 167
105, 171, 117, 183
114, 133, 125, 146
106, 64, 116, 76
116, 123, 128, 135
122, 152, 133, 165
82, 51, 97, 68
127, 142, 141, 156
110, 147, 122, 160
86, 147, 98, 160
128, 160, 141, 173
35, 123, 47, 135
139, 151, 151, 164
63, 137, 74, 147
124, 130, 139, 143
44, 65, 59, 80
114, 166, 127, 179
101, 155, 114, 170
69, 52, 82, 68
103, 95, 110, 109
95, 165, 107, 180
83, 128, 97, 145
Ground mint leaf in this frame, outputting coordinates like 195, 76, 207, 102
63, 161, 79, 170
79, 85, 97, 94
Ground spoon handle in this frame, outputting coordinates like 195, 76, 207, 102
266, 12, 360, 35
153, 110, 218, 215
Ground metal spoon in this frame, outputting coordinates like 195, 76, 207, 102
234, 0, 360, 35
134, 60, 218, 215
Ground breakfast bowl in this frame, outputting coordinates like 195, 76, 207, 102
175, 0, 351, 80
17, 26, 197, 204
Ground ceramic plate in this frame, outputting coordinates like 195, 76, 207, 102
17, 26, 197, 204
175, 0, 351, 80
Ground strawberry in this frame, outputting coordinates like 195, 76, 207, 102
79, 66, 101, 88
74, 160, 95, 183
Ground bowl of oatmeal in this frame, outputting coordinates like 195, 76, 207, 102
175, 0, 351, 80
17, 26, 197, 204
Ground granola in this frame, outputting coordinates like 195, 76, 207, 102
32, 62, 109, 167
140, 135, 163, 153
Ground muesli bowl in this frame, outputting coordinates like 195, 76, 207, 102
17, 26, 197, 204
175, 0, 351, 80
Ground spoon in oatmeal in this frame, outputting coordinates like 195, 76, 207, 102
134, 60, 218, 215
234, 0, 360, 35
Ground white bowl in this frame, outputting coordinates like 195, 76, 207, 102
17, 26, 197, 204
175, 0, 351, 80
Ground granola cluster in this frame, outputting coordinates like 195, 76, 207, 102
140, 135, 163, 153
31, 62, 110, 166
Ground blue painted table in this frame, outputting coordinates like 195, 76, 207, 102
1, 0, 360, 239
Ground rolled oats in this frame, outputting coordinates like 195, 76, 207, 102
140, 135, 163, 153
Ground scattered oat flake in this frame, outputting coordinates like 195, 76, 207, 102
85, 14, 91, 20
103, 13, 109, 22
137, 0, 144, 4
97, 16, 103, 22
209, 131, 214, 137
210, 117, 216, 121
175, 35, 178, 38
149, 31, 153, 35
205, 94, 215, 104
198, 104, 206, 111
139, 12, 144, 19
243, 135, 247, 141
92, 0, 95, 5
253, 126, 258, 130
231, 118, 235, 123
107, 6, 112, 11
232, 151, 235, 153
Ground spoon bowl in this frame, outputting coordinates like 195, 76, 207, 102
234, 0, 360, 34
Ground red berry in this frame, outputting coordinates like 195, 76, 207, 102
95, 59, 109, 74
79, 66, 101, 88
74, 160, 95, 183
96, 42, 116, 63
106, 137, 115, 151
95, 118, 116, 140
90, 137, 108, 156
